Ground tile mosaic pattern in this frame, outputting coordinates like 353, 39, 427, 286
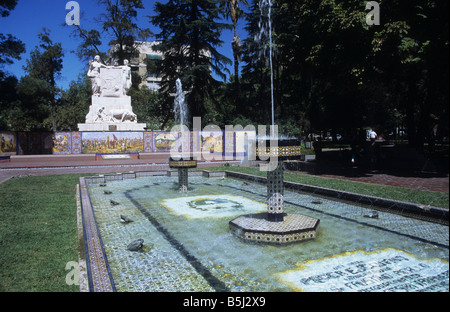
71, 132, 82, 154
79, 178, 116, 292
4, 130, 260, 157
143, 131, 153, 153
79, 170, 448, 292
230, 213, 320, 244
256, 145, 302, 158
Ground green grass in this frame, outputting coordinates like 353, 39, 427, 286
0, 168, 447, 291
0, 174, 85, 292
206, 166, 449, 209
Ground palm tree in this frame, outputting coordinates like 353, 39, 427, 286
220, 0, 248, 113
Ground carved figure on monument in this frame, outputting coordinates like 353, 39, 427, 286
100, 67, 123, 97
109, 109, 137, 123
120, 60, 132, 95
87, 55, 105, 97
95, 106, 108, 122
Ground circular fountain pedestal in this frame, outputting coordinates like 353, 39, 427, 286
169, 156, 197, 190
230, 153, 320, 244
230, 213, 320, 244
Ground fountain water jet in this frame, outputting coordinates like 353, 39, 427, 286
255, 0, 275, 129
230, 2, 319, 244
169, 78, 197, 190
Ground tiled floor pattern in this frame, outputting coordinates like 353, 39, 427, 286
80, 174, 449, 292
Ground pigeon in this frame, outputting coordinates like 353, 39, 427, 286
110, 200, 120, 206
104, 190, 112, 195
364, 211, 379, 219
127, 239, 144, 252
120, 215, 133, 224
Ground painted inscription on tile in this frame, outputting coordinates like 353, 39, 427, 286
277, 248, 449, 292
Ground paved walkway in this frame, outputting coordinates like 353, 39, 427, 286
0, 154, 236, 184
285, 160, 448, 193
1, 155, 448, 193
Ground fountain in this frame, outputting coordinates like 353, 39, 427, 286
80, 173, 449, 292
230, 139, 319, 244
169, 79, 197, 190
229, 1, 317, 244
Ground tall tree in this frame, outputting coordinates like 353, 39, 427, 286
219, 0, 248, 90
151, 0, 232, 125
57, 74, 92, 130
0, 0, 25, 77
23, 29, 64, 131
218, 0, 249, 119
71, 0, 151, 65
98, 0, 151, 64
0, 0, 18, 17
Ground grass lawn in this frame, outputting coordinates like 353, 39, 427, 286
206, 166, 449, 209
0, 167, 447, 292
0, 174, 84, 292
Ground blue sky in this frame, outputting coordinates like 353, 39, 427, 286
0, 0, 246, 90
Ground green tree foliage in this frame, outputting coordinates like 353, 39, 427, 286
151, 0, 232, 126
0, 33, 25, 69
23, 29, 64, 131
237, 0, 448, 144
0, 0, 25, 76
71, 0, 150, 65
98, 0, 151, 64
128, 86, 164, 130
57, 74, 92, 131
0, 0, 18, 17
1, 29, 64, 131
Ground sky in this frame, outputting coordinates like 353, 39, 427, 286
0, 0, 247, 90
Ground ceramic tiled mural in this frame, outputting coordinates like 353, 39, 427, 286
2, 130, 257, 157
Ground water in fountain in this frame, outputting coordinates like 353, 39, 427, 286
85, 175, 449, 292
173, 78, 189, 159
255, 0, 275, 129
174, 78, 187, 130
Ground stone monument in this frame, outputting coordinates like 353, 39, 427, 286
78, 56, 146, 131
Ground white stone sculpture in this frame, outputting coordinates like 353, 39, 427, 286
120, 59, 132, 96
87, 55, 105, 97
78, 57, 146, 131
109, 109, 137, 123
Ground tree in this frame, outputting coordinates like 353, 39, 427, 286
128, 86, 164, 130
238, 0, 448, 146
57, 74, 92, 130
71, 27, 105, 64
0, 0, 25, 77
13, 75, 52, 131
0, 33, 25, 69
151, 0, 232, 125
368, 0, 449, 148
23, 28, 64, 131
240, 0, 276, 126
70, 0, 151, 65
98, 0, 151, 65
219, 0, 248, 111
0, 0, 18, 17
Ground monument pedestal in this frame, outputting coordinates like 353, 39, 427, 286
78, 96, 146, 132
78, 123, 146, 131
